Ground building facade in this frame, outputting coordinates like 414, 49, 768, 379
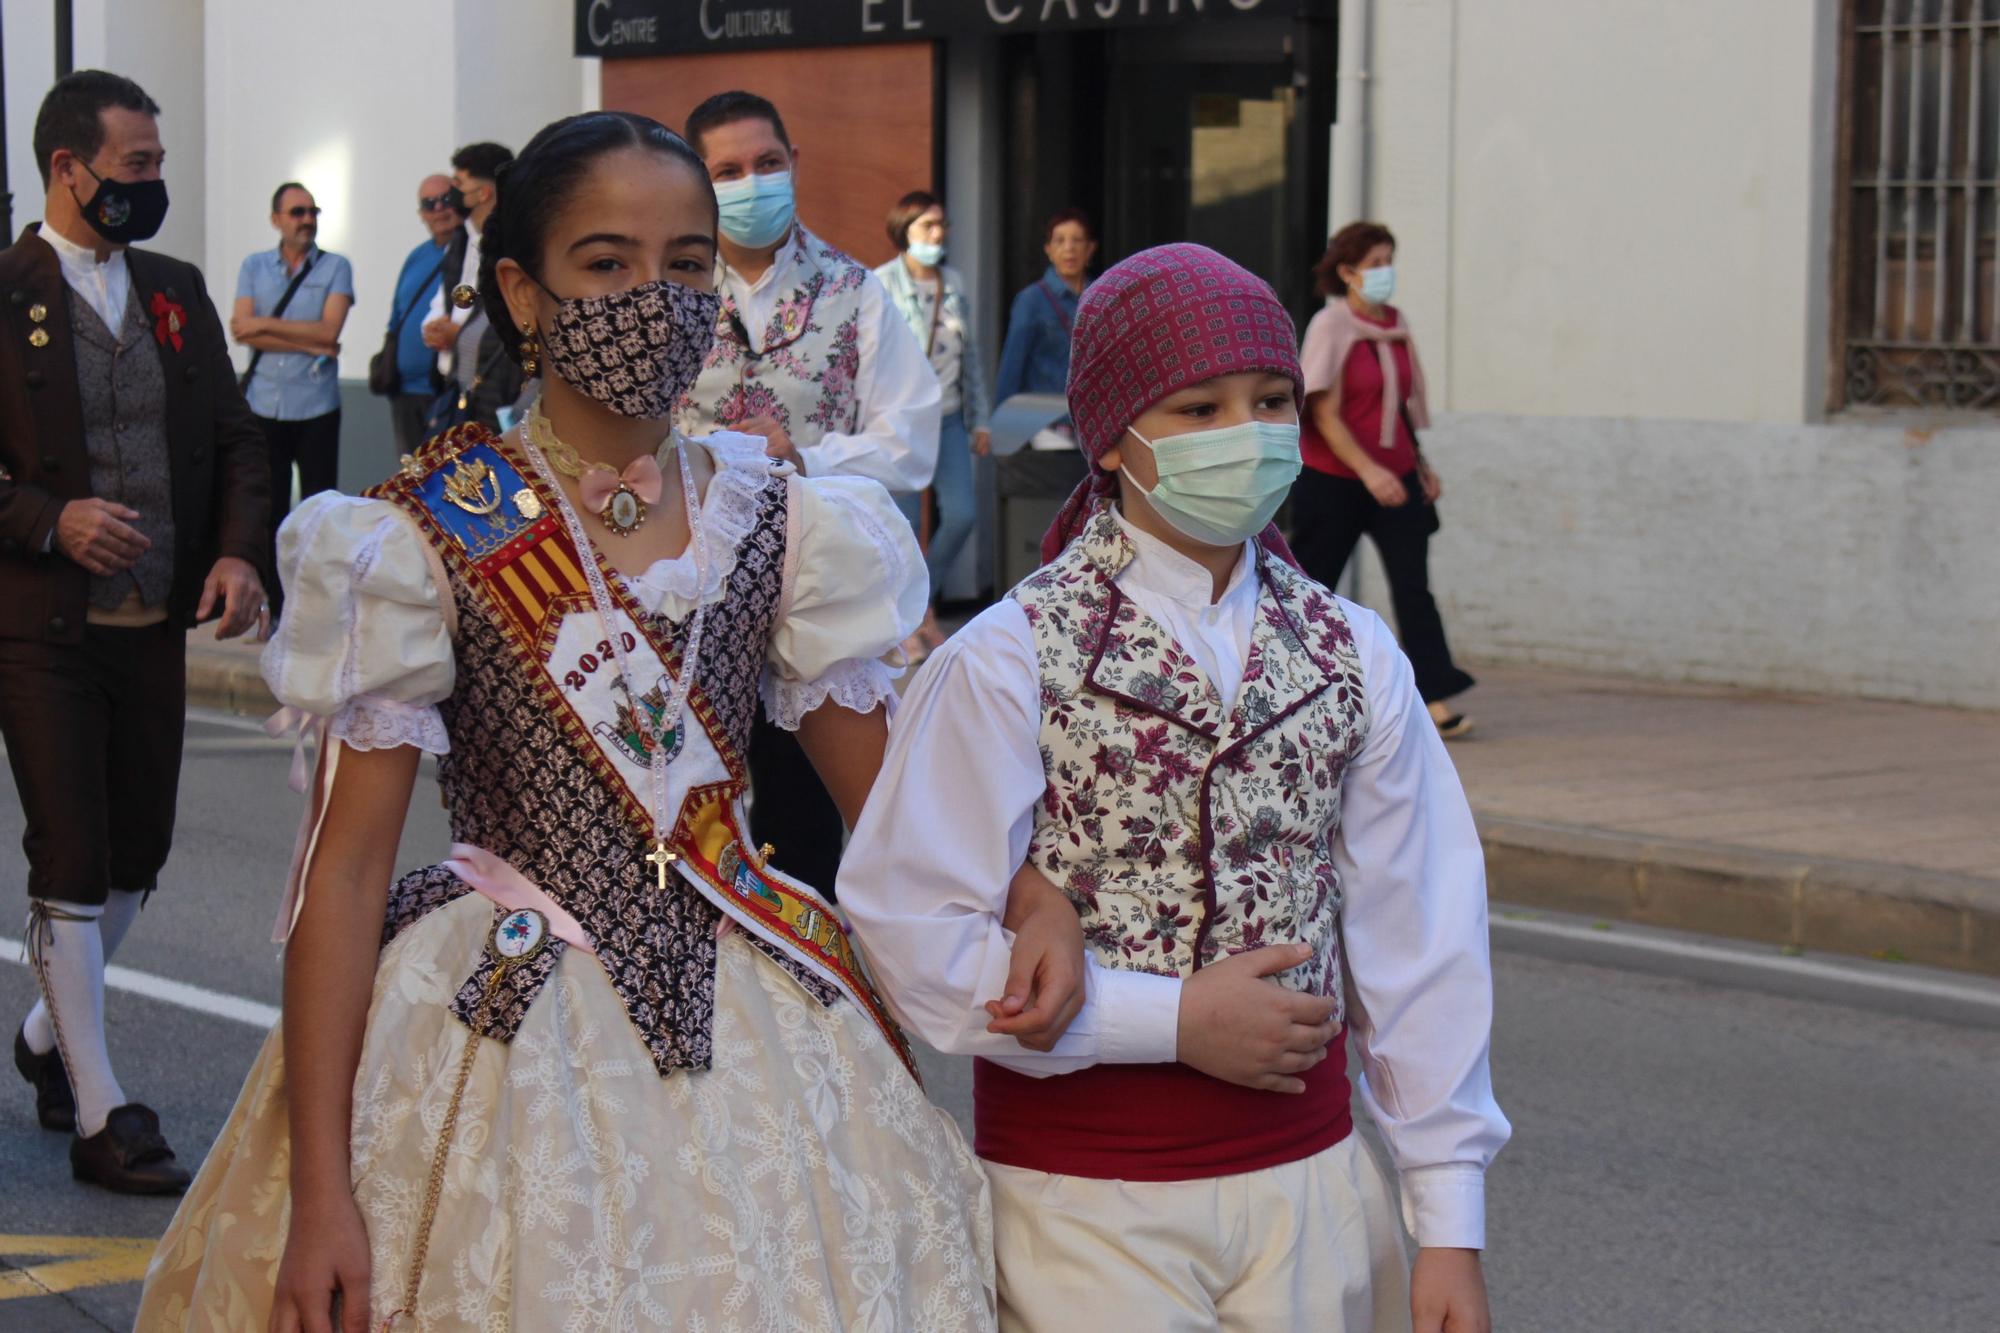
3, 0, 1990, 706
1363, 0, 1998, 710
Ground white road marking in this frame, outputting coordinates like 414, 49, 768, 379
1, 935, 279, 1030
184, 709, 276, 734
181, 738, 295, 755
1492, 913, 2000, 1017
4, 902, 1990, 1036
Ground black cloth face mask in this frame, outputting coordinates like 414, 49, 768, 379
73, 162, 170, 245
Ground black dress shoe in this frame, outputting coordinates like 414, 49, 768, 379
13, 1023, 76, 1133
70, 1103, 191, 1195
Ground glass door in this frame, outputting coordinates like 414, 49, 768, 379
1102, 21, 1309, 313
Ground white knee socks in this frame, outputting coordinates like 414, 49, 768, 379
22, 888, 142, 1056
25, 893, 139, 1137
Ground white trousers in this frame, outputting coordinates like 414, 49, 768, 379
985, 1136, 1412, 1333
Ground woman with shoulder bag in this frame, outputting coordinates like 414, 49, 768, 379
1291, 222, 1478, 738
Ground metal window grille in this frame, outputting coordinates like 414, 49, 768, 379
1837, 0, 2000, 409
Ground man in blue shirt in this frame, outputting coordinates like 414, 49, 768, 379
386, 173, 463, 456
231, 181, 352, 616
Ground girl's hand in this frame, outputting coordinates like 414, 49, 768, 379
1363, 466, 1410, 508
971, 427, 993, 457
1411, 1247, 1491, 1333
985, 864, 1086, 1052
269, 1188, 373, 1333
1418, 461, 1443, 504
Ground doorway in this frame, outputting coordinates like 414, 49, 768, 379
998, 15, 1330, 323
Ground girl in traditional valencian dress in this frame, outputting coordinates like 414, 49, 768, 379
137, 112, 1013, 1331
839, 245, 1510, 1333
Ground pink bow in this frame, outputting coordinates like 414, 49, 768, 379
580, 455, 664, 512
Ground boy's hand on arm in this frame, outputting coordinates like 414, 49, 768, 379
984, 863, 1086, 1052
1176, 943, 1338, 1094
1411, 1248, 1490, 1333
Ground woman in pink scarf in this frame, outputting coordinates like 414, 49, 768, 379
1293, 222, 1478, 738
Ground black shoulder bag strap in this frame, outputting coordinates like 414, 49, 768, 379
1035, 280, 1074, 333
392, 254, 449, 339
239, 251, 318, 393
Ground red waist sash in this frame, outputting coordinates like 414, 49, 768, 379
973, 1035, 1352, 1182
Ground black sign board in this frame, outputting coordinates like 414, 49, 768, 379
576, 0, 1311, 59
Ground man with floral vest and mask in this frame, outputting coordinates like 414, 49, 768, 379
841, 245, 1509, 1333
0, 71, 268, 1194
679, 91, 940, 894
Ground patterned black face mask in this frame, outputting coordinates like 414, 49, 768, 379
537, 278, 721, 420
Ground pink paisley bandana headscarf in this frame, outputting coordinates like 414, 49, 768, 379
1041, 242, 1304, 567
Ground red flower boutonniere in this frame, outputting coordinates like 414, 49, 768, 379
149, 292, 186, 352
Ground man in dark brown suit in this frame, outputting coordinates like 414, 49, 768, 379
0, 70, 267, 1194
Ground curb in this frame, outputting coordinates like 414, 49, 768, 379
1488, 908, 2000, 1031
185, 644, 275, 717
185, 644, 2000, 980
1480, 817, 2000, 978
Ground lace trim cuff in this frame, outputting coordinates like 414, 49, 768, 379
761, 657, 898, 732
328, 693, 451, 755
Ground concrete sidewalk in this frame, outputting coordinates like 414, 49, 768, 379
1455, 666, 1998, 975
185, 633, 2000, 975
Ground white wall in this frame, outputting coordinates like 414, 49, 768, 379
1421, 413, 2000, 709
201, 0, 591, 385
1347, 0, 2000, 709
3, 3, 60, 240
1372, 0, 1827, 424
2, 0, 204, 259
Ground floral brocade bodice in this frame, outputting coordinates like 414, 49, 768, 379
1011, 506, 1370, 1019
366, 427, 837, 1076
678, 227, 870, 446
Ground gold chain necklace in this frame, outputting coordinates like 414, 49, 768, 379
523, 400, 678, 538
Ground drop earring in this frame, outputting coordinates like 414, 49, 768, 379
519, 324, 541, 377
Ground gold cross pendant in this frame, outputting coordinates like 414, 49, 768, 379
645, 840, 678, 891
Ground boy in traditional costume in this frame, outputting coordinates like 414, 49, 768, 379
841, 244, 1509, 1333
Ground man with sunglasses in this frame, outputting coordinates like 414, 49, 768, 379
231, 181, 353, 618
384, 174, 466, 455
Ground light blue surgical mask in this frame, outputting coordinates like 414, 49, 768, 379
714, 169, 795, 249
1359, 265, 1396, 304
907, 239, 946, 268
1123, 419, 1303, 547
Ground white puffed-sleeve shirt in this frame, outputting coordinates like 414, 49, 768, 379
261, 431, 923, 745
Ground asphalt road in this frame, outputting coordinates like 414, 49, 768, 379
1, 712, 1996, 1331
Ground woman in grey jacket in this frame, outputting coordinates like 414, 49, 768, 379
875, 192, 991, 658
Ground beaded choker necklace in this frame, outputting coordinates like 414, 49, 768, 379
524, 402, 680, 538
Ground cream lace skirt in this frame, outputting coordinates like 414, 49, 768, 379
137, 893, 996, 1330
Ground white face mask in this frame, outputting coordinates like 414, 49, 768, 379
907, 239, 946, 267
1358, 265, 1396, 304
1122, 419, 1303, 547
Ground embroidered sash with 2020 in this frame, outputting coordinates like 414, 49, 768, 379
375, 425, 915, 1077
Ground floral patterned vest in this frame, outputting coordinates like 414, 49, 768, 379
677, 227, 870, 448
1012, 505, 1370, 1022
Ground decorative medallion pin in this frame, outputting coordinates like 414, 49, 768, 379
442, 457, 503, 517
494, 908, 549, 962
